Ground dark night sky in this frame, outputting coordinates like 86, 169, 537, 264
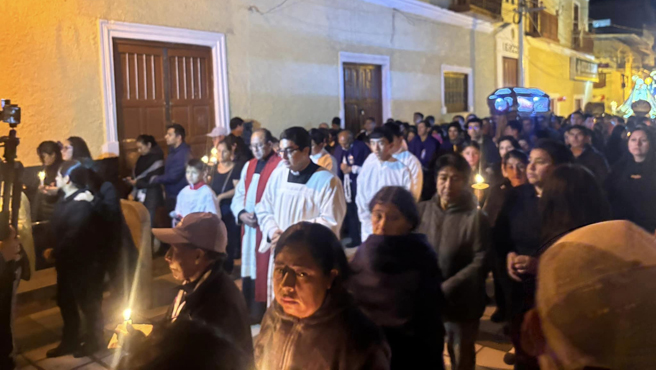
590, 0, 656, 33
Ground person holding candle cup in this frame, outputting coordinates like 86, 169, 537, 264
33, 141, 63, 221
152, 212, 254, 365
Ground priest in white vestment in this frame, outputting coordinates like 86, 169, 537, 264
357, 127, 412, 242
231, 129, 282, 322
255, 127, 346, 304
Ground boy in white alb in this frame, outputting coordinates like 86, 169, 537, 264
172, 159, 219, 226
357, 127, 412, 242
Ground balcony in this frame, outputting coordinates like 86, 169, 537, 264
573, 30, 595, 54
525, 10, 559, 43
450, 0, 502, 20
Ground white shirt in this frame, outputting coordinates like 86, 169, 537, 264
173, 184, 219, 225
393, 148, 423, 202
356, 154, 412, 241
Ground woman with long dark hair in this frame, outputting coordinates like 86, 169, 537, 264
540, 164, 611, 249
43, 161, 104, 357
349, 186, 444, 370
126, 135, 165, 227
34, 141, 64, 221
484, 149, 528, 323
210, 139, 244, 273
604, 124, 628, 166
606, 126, 656, 233
254, 222, 391, 369
494, 139, 573, 370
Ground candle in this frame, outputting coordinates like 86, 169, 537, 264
471, 173, 489, 190
123, 308, 132, 325
38, 171, 46, 187
201, 155, 209, 164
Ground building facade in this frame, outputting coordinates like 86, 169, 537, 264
485, 0, 597, 116
1, 0, 497, 165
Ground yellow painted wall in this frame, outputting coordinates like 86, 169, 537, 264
527, 44, 592, 115
0, 0, 495, 166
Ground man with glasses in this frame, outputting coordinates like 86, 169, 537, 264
255, 126, 346, 304
356, 126, 412, 242
231, 128, 282, 323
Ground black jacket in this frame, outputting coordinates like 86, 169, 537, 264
165, 263, 254, 364
51, 189, 101, 269
606, 157, 656, 233
255, 289, 391, 370
349, 233, 445, 370
492, 184, 541, 316
575, 145, 610, 183
417, 193, 490, 322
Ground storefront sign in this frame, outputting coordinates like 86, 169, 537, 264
570, 57, 599, 82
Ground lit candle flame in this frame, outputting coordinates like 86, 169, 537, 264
210, 156, 218, 164
201, 155, 209, 164
471, 173, 489, 190
38, 171, 46, 181
210, 147, 218, 156
123, 308, 132, 322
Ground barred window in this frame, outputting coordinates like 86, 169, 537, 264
444, 72, 469, 113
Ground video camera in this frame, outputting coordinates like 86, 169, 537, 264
0, 99, 22, 240
0, 100, 21, 126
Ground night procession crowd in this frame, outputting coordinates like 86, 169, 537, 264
2, 110, 656, 370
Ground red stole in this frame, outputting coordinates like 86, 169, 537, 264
242, 153, 281, 302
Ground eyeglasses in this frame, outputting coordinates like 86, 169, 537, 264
277, 147, 300, 157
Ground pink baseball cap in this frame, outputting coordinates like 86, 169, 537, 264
153, 212, 227, 254
207, 126, 229, 138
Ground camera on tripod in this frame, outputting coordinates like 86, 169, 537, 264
0, 99, 22, 240
0, 100, 21, 126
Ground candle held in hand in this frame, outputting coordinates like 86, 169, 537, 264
123, 308, 132, 324
38, 171, 46, 187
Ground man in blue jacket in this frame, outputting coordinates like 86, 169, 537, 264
152, 123, 192, 213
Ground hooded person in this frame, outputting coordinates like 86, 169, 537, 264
522, 220, 656, 370
152, 212, 254, 364
349, 186, 445, 370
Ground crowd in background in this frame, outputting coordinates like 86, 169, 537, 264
2, 106, 656, 370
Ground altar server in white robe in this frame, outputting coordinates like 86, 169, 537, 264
309, 128, 339, 176
357, 126, 412, 242
231, 128, 282, 323
388, 121, 423, 201
255, 127, 346, 304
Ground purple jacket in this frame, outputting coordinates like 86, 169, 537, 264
408, 135, 440, 169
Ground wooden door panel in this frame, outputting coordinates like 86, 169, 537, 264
343, 63, 382, 134
503, 57, 518, 87
168, 48, 214, 159
114, 39, 215, 176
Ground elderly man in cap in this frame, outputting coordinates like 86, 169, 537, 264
153, 212, 253, 361
521, 220, 656, 370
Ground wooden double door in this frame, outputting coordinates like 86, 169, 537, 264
343, 63, 383, 134
113, 38, 215, 175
